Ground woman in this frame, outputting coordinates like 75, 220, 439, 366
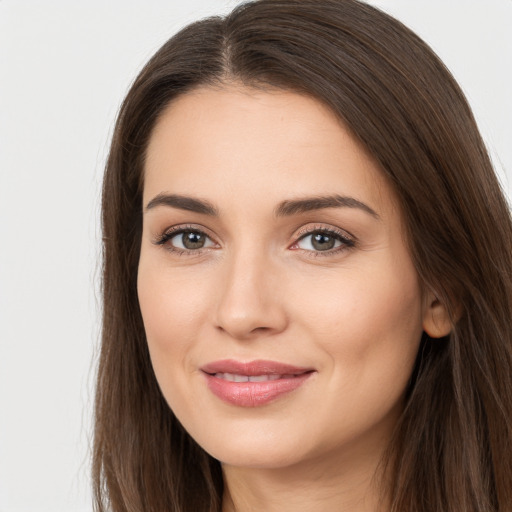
93, 1, 512, 511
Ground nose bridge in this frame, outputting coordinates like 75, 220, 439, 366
215, 241, 287, 339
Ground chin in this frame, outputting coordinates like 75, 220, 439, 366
213, 447, 307, 470
195, 428, 311, 469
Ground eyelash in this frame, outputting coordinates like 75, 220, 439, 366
153, 224, 356, 258
292, 225, 355, 257
153, 224, 216, 257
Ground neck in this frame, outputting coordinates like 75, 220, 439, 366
221, 439, 392, 512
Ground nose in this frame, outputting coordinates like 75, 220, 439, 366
214, 251, 288, 340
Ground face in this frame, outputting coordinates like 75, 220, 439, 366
138, 86, 430, 470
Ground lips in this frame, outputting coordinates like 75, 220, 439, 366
213, 373, 285, 382
201, 359, 315, 407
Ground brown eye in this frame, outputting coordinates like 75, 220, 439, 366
293, 228, 354, 254
297, 230, 341, 252
181, 231, 206, 249
311, 232, 336, 251
156, 228, 217, 253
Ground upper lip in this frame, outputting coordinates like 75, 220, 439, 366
201, 359, 314, 376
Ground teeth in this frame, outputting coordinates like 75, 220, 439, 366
214, 373, 248, 382
215, 373, 286, 382
249, 374, 281, 382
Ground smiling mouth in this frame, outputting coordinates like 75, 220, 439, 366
201, 360, 315, 407
211, 372, 308, 382
201, 359, 314, 376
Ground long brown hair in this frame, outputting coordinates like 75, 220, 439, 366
93, 1, 512, 510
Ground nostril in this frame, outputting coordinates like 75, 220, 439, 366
214, 277, 289, 339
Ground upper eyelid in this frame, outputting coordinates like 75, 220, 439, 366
293, 223, 356, 242
293, 227, 355, 248
157, 224, 217, 240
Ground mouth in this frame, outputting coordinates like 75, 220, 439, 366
211, 373, 302, 382
200, 359, 316, 407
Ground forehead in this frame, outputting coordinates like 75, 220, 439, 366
143, 85, 396, 218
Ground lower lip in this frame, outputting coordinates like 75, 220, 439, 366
203, 372, 314, 407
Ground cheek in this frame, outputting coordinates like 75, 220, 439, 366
293, 256, 424, 372
286, 259, 424, 445
136, 258, 217, 422
137, 257, 210, 370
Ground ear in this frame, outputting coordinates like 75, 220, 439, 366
422, 292, 452, 338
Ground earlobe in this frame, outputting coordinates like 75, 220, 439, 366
422, 294, 452, 338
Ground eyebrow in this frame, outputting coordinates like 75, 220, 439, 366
274, 195, 379, 219
145, 193, 218, 216
145, 193, 379, 219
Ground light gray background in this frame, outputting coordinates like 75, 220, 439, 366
0, 1, 510, 511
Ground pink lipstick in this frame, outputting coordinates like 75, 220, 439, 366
201, 359, 315, 407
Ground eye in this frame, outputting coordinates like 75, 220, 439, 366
291, 228, 355, 254
172, 230, 214, 250
155, 227, 217, 253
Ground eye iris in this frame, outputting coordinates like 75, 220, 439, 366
312, 232, 336, 251
182, 231, 205, 249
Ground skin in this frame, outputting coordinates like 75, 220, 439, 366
138, 85, 451, 511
